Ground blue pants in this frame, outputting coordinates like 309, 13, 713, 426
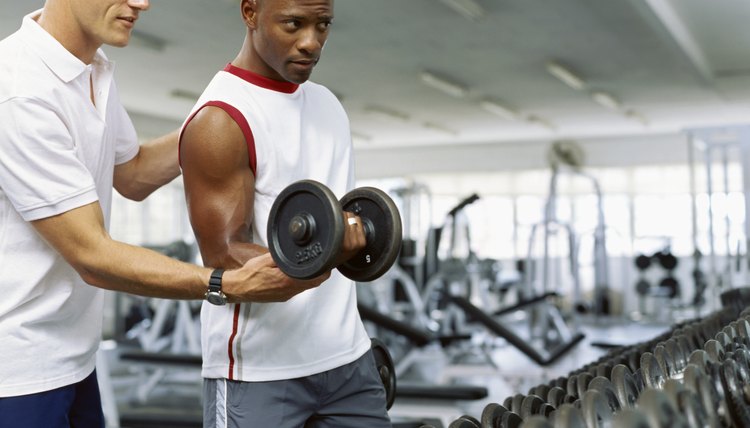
0, 370, 104, 428
203, 350, 392, 428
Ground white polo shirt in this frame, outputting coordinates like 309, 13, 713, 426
0, 11, 139, 396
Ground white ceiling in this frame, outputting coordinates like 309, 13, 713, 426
3, 0, 750, 177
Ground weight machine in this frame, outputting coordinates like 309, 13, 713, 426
420, 193, 584, 367
687, 125, 750, 312
531, 140, 610, 315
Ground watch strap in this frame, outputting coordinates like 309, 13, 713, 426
208, 268, 225, 292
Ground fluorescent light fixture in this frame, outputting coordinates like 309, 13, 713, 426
624, 109, 649, 125
591, 91, 621, 110
130, 29, 167, 52
351, 130, 372, 142
364, 105, 410, 122
170, 88, 201, 102
419, 70, 469, 98
423, 121, 458, 135
546, 61, 586, 91
439, 0, 486, 21
479, 99, 520, 120
526, 114, 556, 130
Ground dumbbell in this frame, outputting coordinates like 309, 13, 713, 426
267, 179, 402, 282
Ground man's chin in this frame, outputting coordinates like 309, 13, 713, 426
287, 72, 312, 85
106, 34, 131, 48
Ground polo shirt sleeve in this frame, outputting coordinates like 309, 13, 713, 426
0, 97, 98, 221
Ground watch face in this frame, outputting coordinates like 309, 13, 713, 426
206, 291, 227, 306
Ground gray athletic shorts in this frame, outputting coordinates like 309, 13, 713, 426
203, 350, 392, 428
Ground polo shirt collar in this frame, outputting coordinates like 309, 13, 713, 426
20, 9, 112, 83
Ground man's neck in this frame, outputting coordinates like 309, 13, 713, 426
37, 6, 100, 64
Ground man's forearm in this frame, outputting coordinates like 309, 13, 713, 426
114, 129, 182, 201
79, 238, 211, 299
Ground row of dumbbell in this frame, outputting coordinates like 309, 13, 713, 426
426, 306, 748, 428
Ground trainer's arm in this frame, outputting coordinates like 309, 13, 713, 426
113, 129, 182, 201
180, 106, 326, 299
31, 201, 311, 303
32, 202, 210, 298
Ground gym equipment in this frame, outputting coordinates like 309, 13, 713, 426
688, 125, 750, 311
267, 180, 402, 281
633, 248, 682, 320
438, 286, 750, 428
371, 337, 397, 410
417, 194, 584, 366
339, 187, 404, 282
542, 140, 610, 315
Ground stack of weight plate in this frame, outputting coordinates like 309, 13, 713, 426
427, 291, 750, 428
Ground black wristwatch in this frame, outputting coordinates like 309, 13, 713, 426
205, 268, 227, 306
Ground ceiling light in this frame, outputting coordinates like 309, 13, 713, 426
479, 99, 520, 120
364, 105, 411, 122
351, 131, 372, 142
546, 61, 586, 91
625, 109, 649, 125
526, 114, 556, 130
419, 71, 469, 98
591, 91, 621, 110
439, 0, 486, 21
423, 121, 458, 135
130, 29, 167, 52
170, 89, 201, 102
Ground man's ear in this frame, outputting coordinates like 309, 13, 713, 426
241, 0, 258, 29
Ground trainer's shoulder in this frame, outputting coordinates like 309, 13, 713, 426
0, 34, 58, 103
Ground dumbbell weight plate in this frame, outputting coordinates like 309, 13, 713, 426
552, 403, 586, 428
501, 411, 522, 428
509, 393, 526, 415
338, 187, 403, 282
612, 409, 650, 428
519, 416, 552, 428
676, 389, 717, 428
547, 386, 567, 408
480, 402, 507, 428
267, 180, 343, 279
448, 416, 481, 428
641, 352, 666, 389
588, 376, 621, 413
370, 338, 396, 410
637, 389, 689, 428
520, 394, 545, 418
581, 389, 613, 428
720, 358, 750, 427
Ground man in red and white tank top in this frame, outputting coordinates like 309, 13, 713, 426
179, 0, 392, 427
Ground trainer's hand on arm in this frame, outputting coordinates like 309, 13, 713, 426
114, 129, 182, 201
181, 106, 327, 301
31, 201, 326, 302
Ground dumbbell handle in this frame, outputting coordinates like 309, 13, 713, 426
346, 213, 374, 243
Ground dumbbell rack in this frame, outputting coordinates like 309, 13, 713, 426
424, 289, 750, 428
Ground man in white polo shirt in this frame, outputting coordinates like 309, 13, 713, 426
0, 1, 330, 427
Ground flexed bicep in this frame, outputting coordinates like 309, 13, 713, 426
180, 105, 263, 269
